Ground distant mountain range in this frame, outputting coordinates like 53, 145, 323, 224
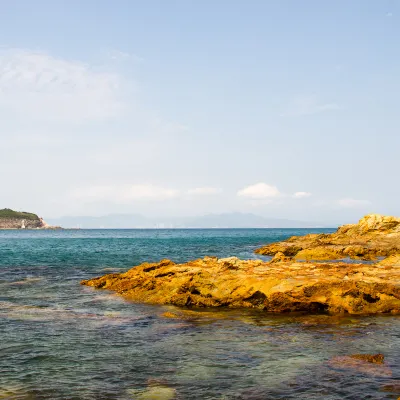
47, 212, 329, 229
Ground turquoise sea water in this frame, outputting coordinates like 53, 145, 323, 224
0, 228, 399, 400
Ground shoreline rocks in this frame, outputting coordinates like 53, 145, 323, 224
255, 214, 400, 262
81, 255, 400, 315
81, 214, 400, 315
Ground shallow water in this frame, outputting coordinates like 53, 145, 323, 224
1, 228, 399, 399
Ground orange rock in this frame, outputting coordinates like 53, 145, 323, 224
81, 256, 400, 315
161, 312, 180, 319
255, 214, 400, 262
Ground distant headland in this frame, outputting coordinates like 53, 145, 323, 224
0, 208, 61, 230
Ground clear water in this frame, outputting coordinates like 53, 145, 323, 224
0, 229, 399, 400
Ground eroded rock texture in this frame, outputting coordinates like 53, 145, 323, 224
81, 256, 400, 314
255, 214, 400, 262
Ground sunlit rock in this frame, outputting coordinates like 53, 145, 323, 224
255, 214, 400, 262
81, 256, 400, 315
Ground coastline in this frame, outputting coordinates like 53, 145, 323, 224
82, 214, 400, 315
2, 222, 400, 399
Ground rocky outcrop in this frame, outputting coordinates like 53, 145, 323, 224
255, 214, 400, 262
0, 208, 59, 229
0, 217, 45, 229
81, 256, 400, 315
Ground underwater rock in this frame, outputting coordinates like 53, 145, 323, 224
294, 315, 359, 326
161, 312, 180, 319
350, 353, 384, 364
380, 382, 400, 394
126, 383, 176, 399
329, 355, 392, 377
255, 214, 400, 262
81, 255, 400, 315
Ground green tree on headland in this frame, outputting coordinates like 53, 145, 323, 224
0, 208, 40, 221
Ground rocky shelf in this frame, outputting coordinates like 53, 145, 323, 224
256, 214, 400, 261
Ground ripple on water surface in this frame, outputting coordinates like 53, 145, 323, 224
0, 229, 399, 399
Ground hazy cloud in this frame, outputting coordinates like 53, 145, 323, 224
0, 48, 123, 122
338, 198, 371, 208
293, 191, 312, 198
187, 187, 222, 195
70, 184, 180, 203
237, 183, 280, 199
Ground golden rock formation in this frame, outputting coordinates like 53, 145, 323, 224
82, 255, 400, 315
255, 214, 400, 262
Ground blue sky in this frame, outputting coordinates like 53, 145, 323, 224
0, 0, 399, 224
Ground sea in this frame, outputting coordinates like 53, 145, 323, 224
0, 228, 399, 400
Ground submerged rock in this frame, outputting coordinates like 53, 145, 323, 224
255, 214, 400, 262
126, 383, 176, 399
350, 353, 384, 364
381, 382, 400, 394
81, 255, 400, 315
329, 355, 392, 377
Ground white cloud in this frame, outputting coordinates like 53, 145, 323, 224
237, 183, 280, 199
70, 184, 180, 203
0, 48, 123, 122
281, 95, 340, 117
71, 185, 225, 203
338, 198, 371, 208
293, 191, 312, 198
187, 187, 222, 195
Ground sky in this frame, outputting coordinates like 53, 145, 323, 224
0, 0, 399, 225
